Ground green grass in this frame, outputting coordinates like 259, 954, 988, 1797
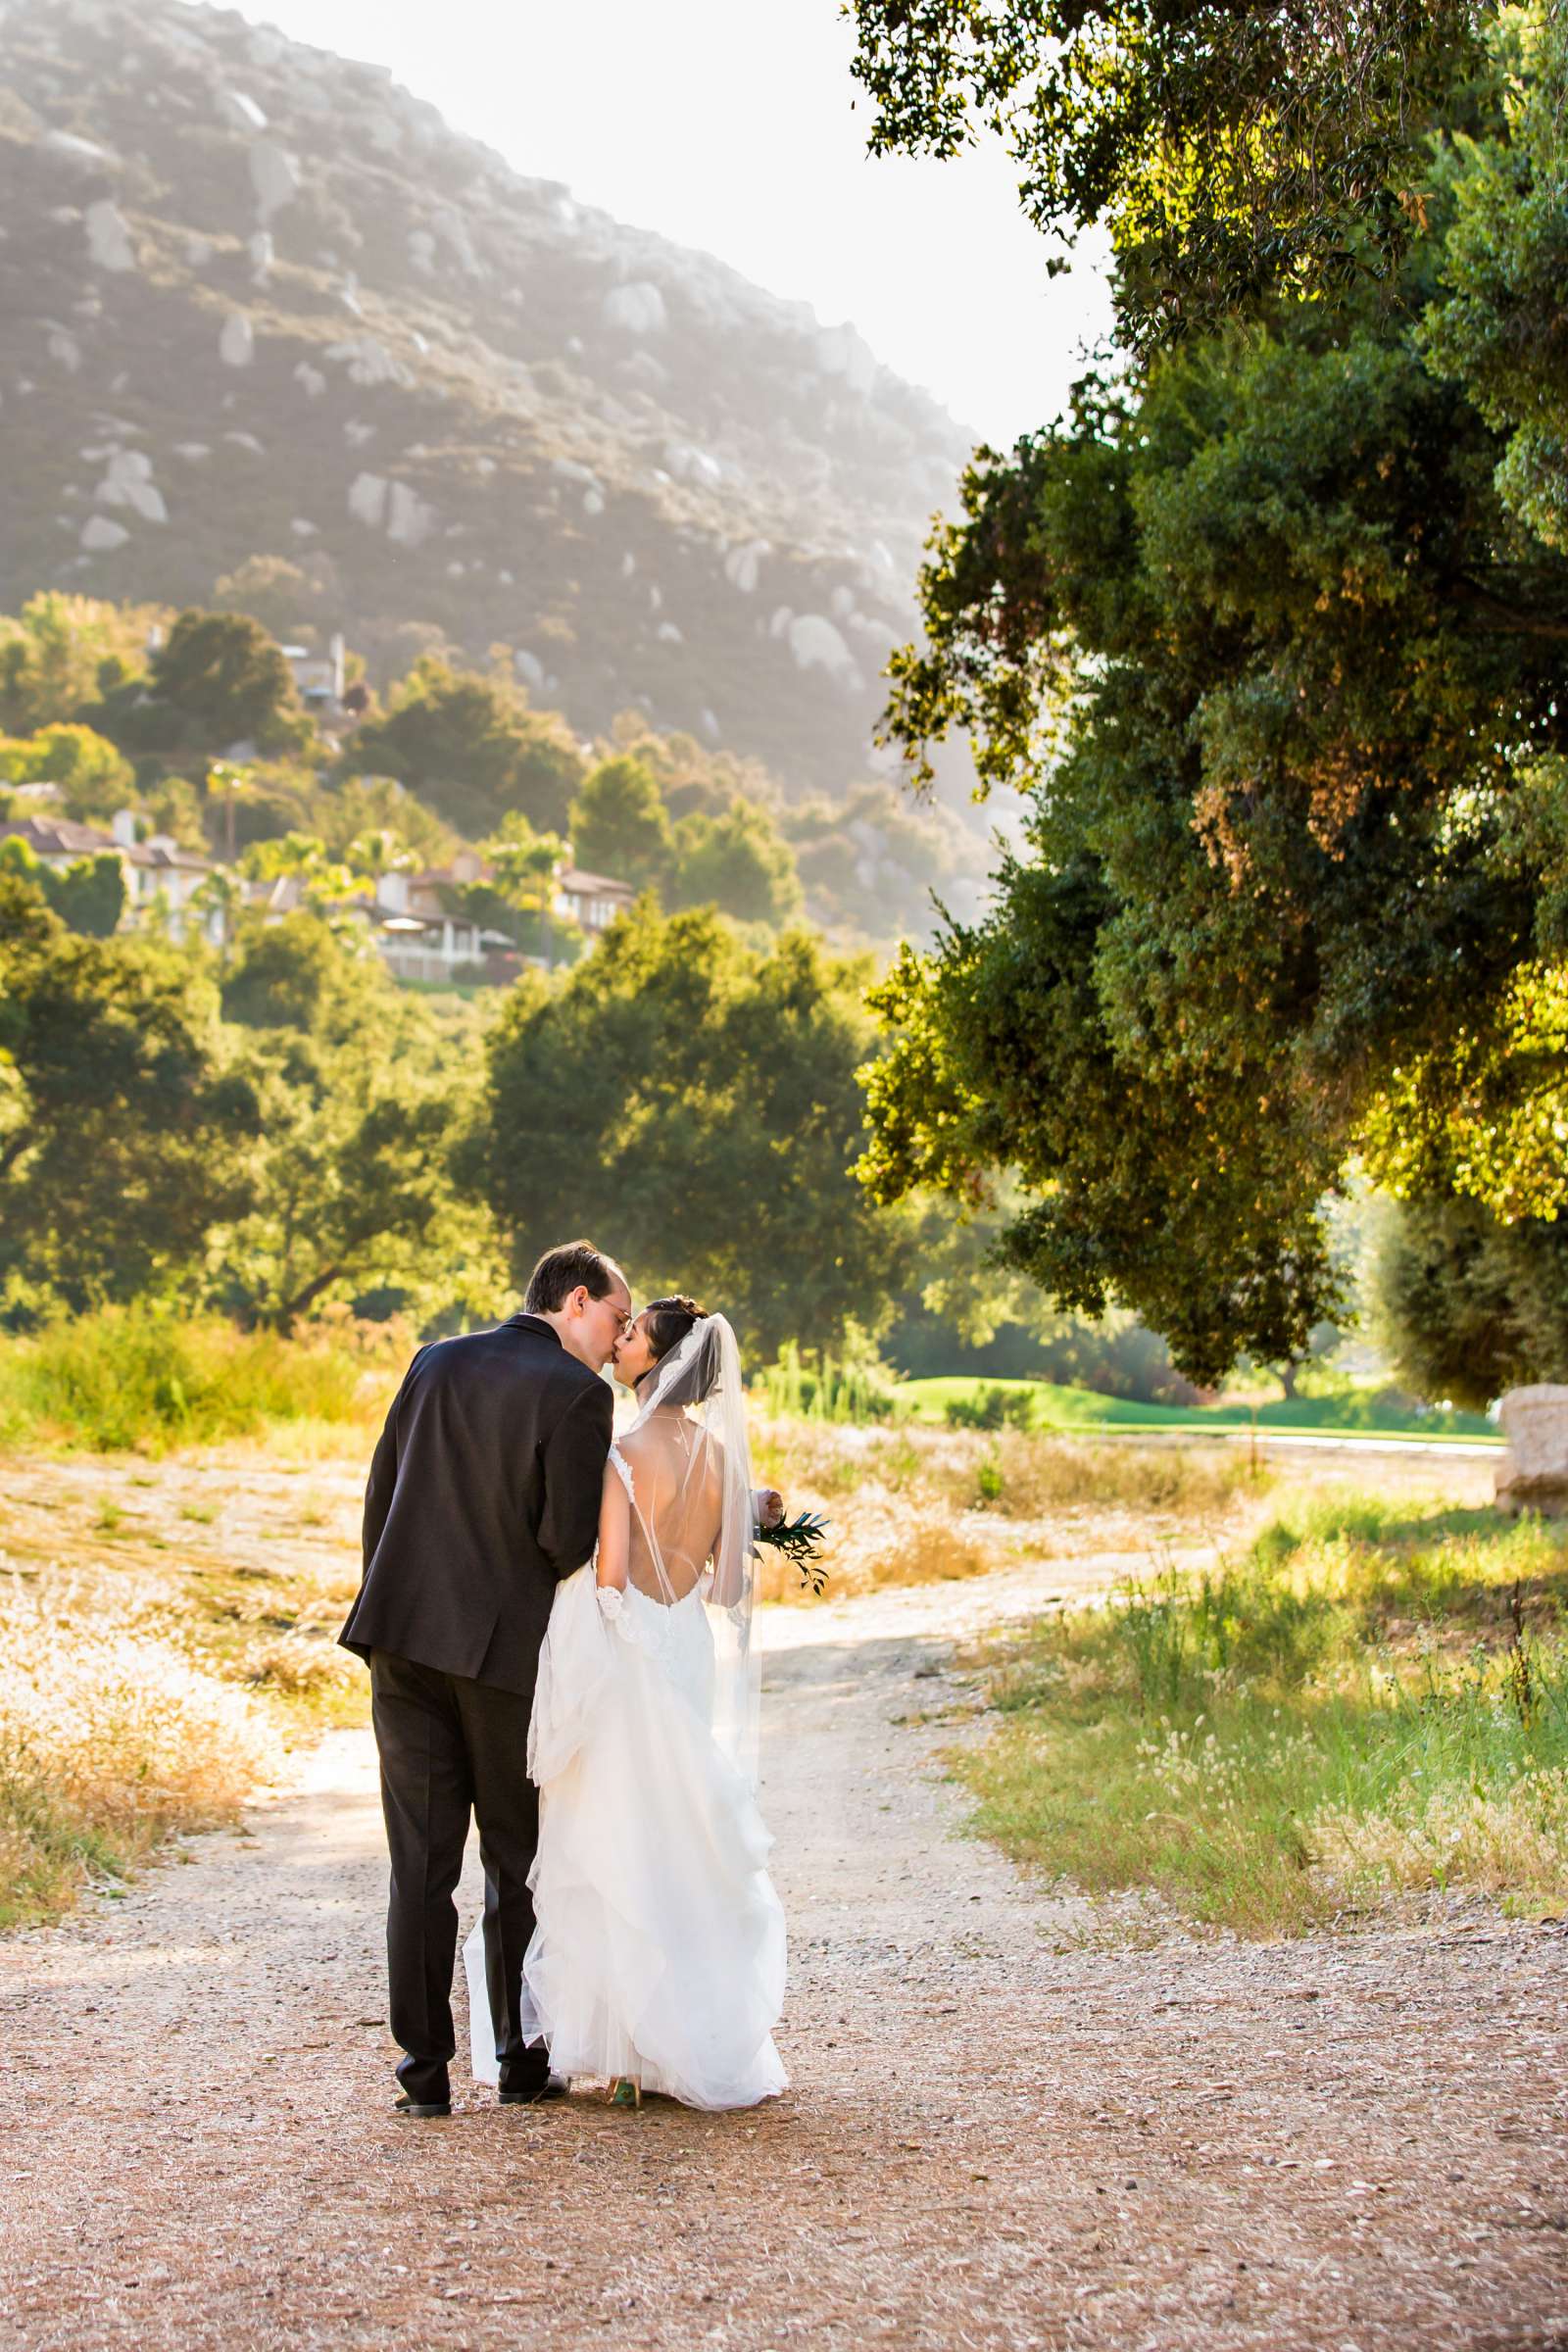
955, 1493, 1568, 1936
899, 1374, 1499, 1444
0, 1306, 389, 1454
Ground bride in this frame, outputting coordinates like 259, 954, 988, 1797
464, 1296, 787, 2110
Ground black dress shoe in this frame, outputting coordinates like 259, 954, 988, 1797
393, 2092, 452, 2118
499, 2074, 568, 2105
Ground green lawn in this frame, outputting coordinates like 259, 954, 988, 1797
955, 1494, 1568, 1935
897, 1374, 1500, 1445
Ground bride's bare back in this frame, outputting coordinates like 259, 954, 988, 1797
603, 1410, 724, 1604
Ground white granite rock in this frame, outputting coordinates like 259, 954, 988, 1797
249, 139, 301, 221
222, 431, 267, 455
220, 90, 269, 132
656, 621, 684, 645
47, 327, 82, 372
664, 440, 723, 490
44, 130, 118, 172
514, 648, 546, 692
815, 322, 876, 397
289, 518, 318, 537
95, 448, 166, 521
602, 281, 666, 336
1496, 1388, 1568, 1515
80, 514, 129, 551
347, 471, 388, 527
788, 612, 858, 681
220, 313, 255, 368
293, 362, 326, 398
326, 336, 410, 388
172, 441, 210, 462
387, 481, 436, 547
723, 539, 769, 594
583, 489, 605, 517
248, 231, 273, 282
84, 198, 135, 271
432, 206, 480, 275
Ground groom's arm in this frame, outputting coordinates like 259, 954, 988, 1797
537, 1380, 614, 1579
361, 1346, 429, 1570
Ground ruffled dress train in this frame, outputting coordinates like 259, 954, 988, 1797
464, 1564, 787, 2110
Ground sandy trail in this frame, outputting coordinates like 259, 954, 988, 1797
1, 1550, 1565, 2351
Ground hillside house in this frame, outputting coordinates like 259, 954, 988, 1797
281, 633, 347, 718
0, 812, 222, 944
557, 866, 636, 934
369, 853, 514, 981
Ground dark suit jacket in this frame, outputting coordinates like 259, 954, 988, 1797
339, 1313, 613, 1695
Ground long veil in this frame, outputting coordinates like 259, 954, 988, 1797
612, 1311, 760, 1788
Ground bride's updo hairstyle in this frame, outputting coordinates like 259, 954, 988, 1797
640, 1295, 721, 1407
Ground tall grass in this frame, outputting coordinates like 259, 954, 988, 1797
958, 1498, 1568, 1934
0, 1306, 399, 1453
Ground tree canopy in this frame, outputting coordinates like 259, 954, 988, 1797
858, 9, 1568, 1387
348, 659, 587, 838
471, 903, 911, 1357
0, 880, 256, 1313
850, 0, 1490, 341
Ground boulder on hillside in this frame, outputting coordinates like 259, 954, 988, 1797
1495, 1386, 1568, 1515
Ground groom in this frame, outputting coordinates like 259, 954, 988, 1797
340, 1240, 631, 2116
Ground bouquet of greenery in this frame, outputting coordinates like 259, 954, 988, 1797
752, 1491, 829, 1597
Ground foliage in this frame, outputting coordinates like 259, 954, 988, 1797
568, 754, 674, 887
0, 722, 135, 822
0, 593, 161, 735
861, 275, 1568, 1382
0, 839, 126, 939
958, 1494, 1568, 1933
212, 553, 331, 639
0, 879, 257, 1313
0, 1304, 374, 1452
944, 1381, 1040, 1431
849, 0, 1489, 342
233, 834, 371, 932
782, 778, 988, 943
348, 657, 586, 838
754, 1335, 902, 1422
1420, 5, 1568, 550
210, 916, 498, 1330
668, 797, 804, 926
471, 902, 913, 1357
94, 610, 315, 760
1369, 1191, 1568, 1407
569, 751, 805, 927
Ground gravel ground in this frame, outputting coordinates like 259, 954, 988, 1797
1, 1553, 1565, 2351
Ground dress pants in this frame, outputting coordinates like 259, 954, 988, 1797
368, 1648, 545, 2104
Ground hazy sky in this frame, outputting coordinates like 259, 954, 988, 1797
222, 0, 1111, 444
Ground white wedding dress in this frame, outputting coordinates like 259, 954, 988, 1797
463, 1315, 787, 2110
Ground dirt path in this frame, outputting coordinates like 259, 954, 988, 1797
2, 1555, 1566, 2351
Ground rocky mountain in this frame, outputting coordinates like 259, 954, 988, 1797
0, 0, 974, 798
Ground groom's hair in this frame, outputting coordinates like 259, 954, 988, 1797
524, 1240, 622, 1315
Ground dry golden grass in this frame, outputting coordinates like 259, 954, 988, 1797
0, 1569, 281, 1926
0, 1437, 371, 1927
748, 1414, 1273, 1598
